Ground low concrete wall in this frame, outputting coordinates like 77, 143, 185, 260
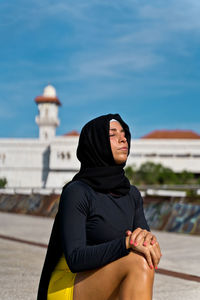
143, 199, 200, 234
0, 193, 60, 217
0, 193, 200, 234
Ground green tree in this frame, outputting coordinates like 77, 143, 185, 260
125, 166, 135, 184
178, 170, 194, 184
156, 165, 179, 185
125, 162, 197, 186
0, 177, 7, 188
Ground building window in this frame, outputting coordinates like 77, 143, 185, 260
57, 152, 71, 160
175, 154, 191, 158
130, 153, 142, 157
145, 153, 157, 157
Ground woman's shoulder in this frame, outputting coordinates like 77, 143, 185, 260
61, 180, 94, 200
57, 181, 95, 216
59, 181, 94, 213
129, 184, 141, 197
129, 185, 143, 205
64, 180, 92, 191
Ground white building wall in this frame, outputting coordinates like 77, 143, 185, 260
0, 139, 49, 187
45, 137, 80, 187
0, 137, 200, 188
127, 139, 200, 173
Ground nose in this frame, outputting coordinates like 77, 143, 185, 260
119, 133, 127, 143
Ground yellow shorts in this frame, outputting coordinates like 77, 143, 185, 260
47, 254, 77, 300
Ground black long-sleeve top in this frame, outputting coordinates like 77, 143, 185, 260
37, 181, 149, 299
59, 181, 150, 273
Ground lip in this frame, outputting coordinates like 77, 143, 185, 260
118, 147, 128, 151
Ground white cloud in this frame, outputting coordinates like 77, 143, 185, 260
74, 50, 164, 78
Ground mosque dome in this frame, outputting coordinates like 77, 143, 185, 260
35, 84, 61, 106
43, 84, 57, 98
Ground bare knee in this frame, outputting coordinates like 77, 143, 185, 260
123, 251, 154, 281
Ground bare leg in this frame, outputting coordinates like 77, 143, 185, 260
73, 251, 154, 300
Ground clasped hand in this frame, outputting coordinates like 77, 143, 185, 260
125, 228, 162, 270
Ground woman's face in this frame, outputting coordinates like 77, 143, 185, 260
109, 121, 128, 164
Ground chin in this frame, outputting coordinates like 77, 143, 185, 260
115, 157, 127, 165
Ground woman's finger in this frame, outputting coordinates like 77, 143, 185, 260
153, 240, 162, 260
143, 232, 153, 246
149, 246, 159, 269
153, 244, 161, 266
143, 247, 154, 269
129, 228, 143, 245
150, 234, 157, 245
151, 238, 162, 256
149, 235, 163, 257
134, 229, 148, 245
126, 230, 132, 236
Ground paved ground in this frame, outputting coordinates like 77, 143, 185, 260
0, 211, 200, 300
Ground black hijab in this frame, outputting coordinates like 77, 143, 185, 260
70, 113, 131, 195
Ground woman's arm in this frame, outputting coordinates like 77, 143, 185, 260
127, 186, 162, 268
131, 186, 150, 231
59, 183, 130, 273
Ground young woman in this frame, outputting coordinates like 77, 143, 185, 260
37, 113, 162, 300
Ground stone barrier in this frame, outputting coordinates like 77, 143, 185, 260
0, 193, 60, 217
0, 193, 200, 234
143, 199, 200, 234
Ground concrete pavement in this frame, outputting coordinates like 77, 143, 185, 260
0, 212, 200, 300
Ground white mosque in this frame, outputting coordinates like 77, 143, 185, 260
0, 84, 200, 190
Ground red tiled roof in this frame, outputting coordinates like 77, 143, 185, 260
141, 130, 200, 139
63, 130, 79, 136
35, 96, 61, 106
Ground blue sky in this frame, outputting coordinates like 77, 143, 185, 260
0, 0, 200, 138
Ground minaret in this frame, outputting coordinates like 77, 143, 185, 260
35, 84, 61, 140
